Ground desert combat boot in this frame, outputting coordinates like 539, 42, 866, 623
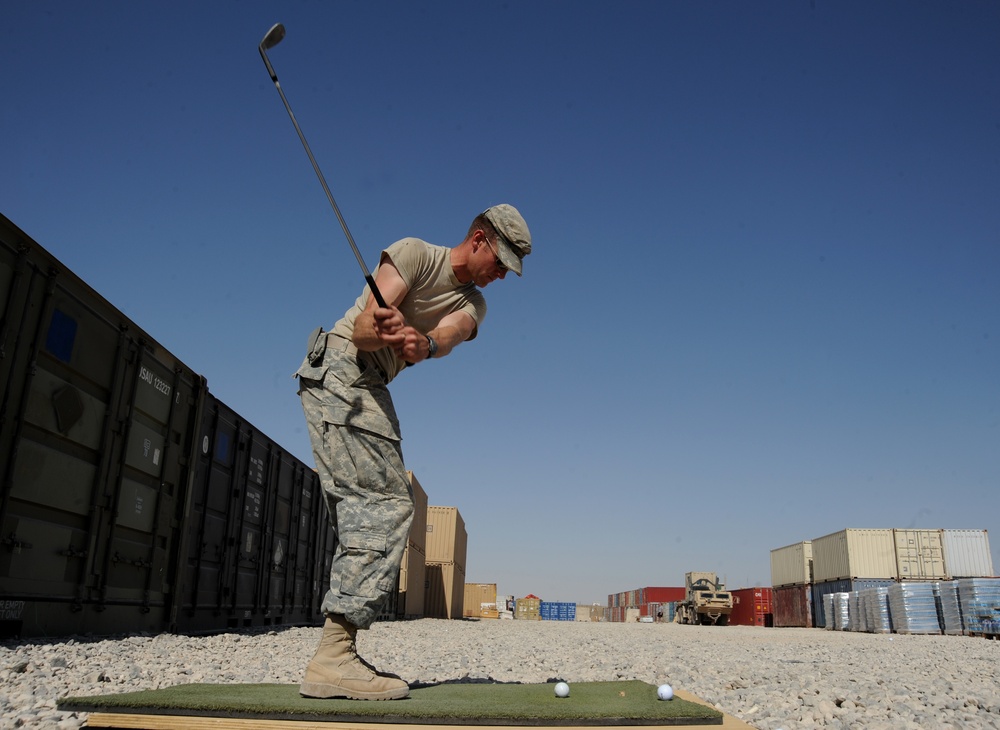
299, 615, 409, 700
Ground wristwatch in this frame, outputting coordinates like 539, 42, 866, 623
425, 334, 438, 359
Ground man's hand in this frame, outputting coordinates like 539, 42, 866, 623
393, 326, 432, 364
372, 306, 406, 348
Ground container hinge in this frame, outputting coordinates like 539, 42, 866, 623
62, 545, 88, 559
2, 534, 33, 552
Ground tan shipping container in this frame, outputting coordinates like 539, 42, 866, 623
812, 528, 897, 583
398, 541, 426, 618
406, 471, 429, 554
770, 541, 813, 587
426, 506, 467, 571
575, 605, 603, 622
515, 597, 541, 620
424, 561, 465, 619
894, 528, 949, 580
463, 582, 498, 618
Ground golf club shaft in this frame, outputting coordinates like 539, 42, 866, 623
258, 29, 387, 308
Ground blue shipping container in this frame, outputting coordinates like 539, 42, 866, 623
812, 579, 894, 628
540, 601, 576, 621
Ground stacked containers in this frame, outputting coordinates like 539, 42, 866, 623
423, 506, 467, 619
777, 527, 992, 631
605, 587, 684, 621
397, 472, 428, 619
771, 541, 813, 627
811, 529, 897, 628
942, 531, 994, 636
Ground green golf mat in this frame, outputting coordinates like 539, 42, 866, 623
59, 680, 724, 726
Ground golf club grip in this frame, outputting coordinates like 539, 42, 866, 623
366, 276, 388, 309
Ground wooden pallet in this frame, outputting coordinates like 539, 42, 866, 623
968, 631, 1000, 640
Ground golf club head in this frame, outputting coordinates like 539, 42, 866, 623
260, 23, 286, 51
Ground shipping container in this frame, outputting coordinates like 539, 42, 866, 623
515, 596, 541, 620
463, 582, 498, 618
893, 528, 948, 580
942, 529, 994, 578
811, 578, 894, 629
173, 394, 328, 633
643, 587, 685, 604
398, 542, 426, 619
610, 587, 683, 607
770, 541, 813, 587
811, 528, 897, 583
540, 601, 576, 621
1, 214, 206, 637
575, 604, 603, 622
730, 587, 773, 627
773, 584, 813, 627
425, 506, 467, 571
406, 472, 428, 554
0, 213, 333, 639
424, 561, 465, 619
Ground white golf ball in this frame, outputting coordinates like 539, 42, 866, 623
554, 682, 570, 698
657, 684, 674, 701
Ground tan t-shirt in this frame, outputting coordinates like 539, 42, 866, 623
330, 238, 487, 382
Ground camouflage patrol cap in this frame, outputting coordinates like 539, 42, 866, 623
483, 204, 531, 276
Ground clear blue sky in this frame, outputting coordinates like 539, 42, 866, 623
5, 1, 998, 604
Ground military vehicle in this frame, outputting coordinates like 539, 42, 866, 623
675, 572, 733, 625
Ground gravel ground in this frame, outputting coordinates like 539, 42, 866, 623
3, 619, 1000, 729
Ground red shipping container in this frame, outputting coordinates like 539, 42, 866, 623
643, 587, 686, 603
773, 584, 813, 627
729, 587, 773, 627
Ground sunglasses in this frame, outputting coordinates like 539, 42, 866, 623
485, 236, 508, 272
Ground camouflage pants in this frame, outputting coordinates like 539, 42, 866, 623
298, 342, 414, 629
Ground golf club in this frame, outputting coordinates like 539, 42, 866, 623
258, 22, 387, 308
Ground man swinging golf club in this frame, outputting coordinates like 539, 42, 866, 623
294, 205, 532, 699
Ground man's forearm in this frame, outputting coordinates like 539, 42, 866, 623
426, 324, 465, 359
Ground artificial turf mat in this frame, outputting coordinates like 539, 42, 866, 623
59, 680, 724, 725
